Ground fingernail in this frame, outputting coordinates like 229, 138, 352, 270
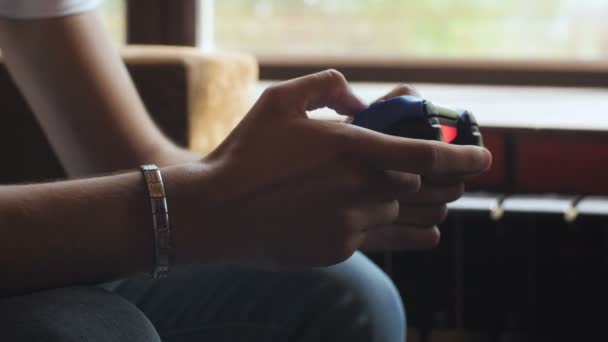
476, 147, 493, 171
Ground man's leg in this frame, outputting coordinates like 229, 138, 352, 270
107, 251, 405, 342
323, 252, 406, 342
0, 287, 161, 342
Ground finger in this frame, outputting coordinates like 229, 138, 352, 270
262, 69, 367, 116
396, 204, 448, 226
385, 170, 422, 195
423, 171, 485, 185
374, 84, 421, 103
298, 159, 400, 202
400, 182, 465, 205
308, 159, 417, 201
362, 225, 441, 251
344, 129, 492, 177
355, 166, 403, 200
342, 199, 400, 230
351, 169, 421, 200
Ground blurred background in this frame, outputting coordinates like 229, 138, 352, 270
18, 0, 602, 341
102, 0, 608, 60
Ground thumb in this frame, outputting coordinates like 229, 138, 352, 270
374, 84, 421, 103
261, 69, 367, 116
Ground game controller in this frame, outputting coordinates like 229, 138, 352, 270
350, 95, 483, 146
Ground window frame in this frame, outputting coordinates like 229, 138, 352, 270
257, 54, 608, 87
126, 0, 197, 46
125, 0, 608, 87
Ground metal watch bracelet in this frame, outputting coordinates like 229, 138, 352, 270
140, 164, 173, 279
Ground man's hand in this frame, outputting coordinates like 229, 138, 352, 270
360, 84, 491, 251
182, 70, 491, 269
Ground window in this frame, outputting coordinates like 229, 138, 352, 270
199, 0, 608, 128
100, 0, 126, 45
212, 0, 608, 62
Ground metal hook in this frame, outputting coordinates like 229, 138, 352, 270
564, 195, 584, 223
490, 195, 507, 221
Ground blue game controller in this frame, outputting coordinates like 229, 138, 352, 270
350, 95, 483, 146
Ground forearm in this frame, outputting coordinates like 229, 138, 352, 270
0, 163, 220, 296
0, 12, 199, 177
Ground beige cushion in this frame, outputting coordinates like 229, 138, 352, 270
122, 45, 259, 153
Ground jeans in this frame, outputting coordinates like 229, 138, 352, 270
0, 252, 405, 342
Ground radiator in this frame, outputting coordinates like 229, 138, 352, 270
381, 194, 608, 342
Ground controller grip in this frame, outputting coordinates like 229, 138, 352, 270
351, 96, 443, 142
452, 111, 483, 146
384, 118, 442, 142
351, 96, 483, 147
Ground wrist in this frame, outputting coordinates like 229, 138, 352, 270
155, 144, 204, 166
159, 161, 239, 266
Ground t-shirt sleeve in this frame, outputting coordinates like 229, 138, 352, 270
0, 0, 103, 19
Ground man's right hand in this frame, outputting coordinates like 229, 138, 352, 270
177, 70, 491, 270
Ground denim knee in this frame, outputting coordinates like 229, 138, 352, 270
323, 252, 406, 342
0, 287, 161, 342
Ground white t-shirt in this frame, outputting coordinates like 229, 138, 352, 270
0, 0, 101, 19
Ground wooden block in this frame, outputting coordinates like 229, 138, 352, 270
123, 45, 259, 153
